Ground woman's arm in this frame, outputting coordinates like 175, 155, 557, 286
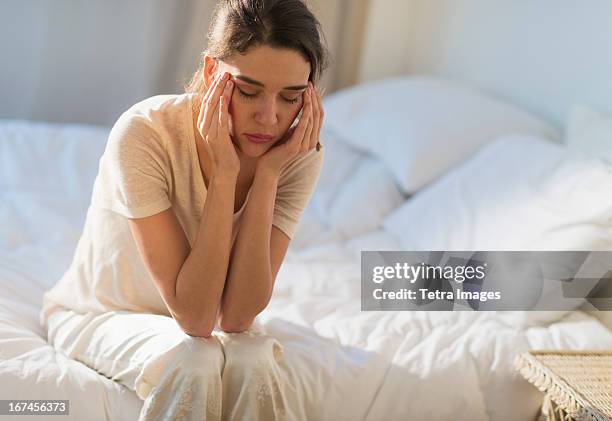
174, 173, 238, 336
217, 82, 323, 332
127, 72, 241, 338
128, 171, 237, 339
216, 166, 285, 332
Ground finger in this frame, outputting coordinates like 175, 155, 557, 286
198, 71, 224, 125
218, 80, 234, 133
202, 71, 227, 129
316, 86, 325, 144
302, 109, 314, 154
301, 88, 314, 153
207, 85, 223, 140
290, 88, 312, 148
197, 74, 224, 141
208, 107, 219, 140
310, 85, 320, 150
202, 72, 230, 135
218, 96, 226, 134
203, 71, 224, 102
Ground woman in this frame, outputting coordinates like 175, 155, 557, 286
39, 0, 329, 419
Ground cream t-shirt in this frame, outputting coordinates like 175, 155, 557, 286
40, 92, 324, 331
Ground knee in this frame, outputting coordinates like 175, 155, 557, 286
135, 335, 225, 401
222, 334, 284, 374
173, 335, 225, 377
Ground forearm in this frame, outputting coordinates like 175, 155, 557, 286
175, 174, 237, 337
218, 167, 278, 331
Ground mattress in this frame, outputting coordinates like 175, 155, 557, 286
1, 119, 611, 421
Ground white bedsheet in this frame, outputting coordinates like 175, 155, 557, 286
1, 119, 611, 421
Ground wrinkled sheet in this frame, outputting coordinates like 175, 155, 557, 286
1, 119, 611, 421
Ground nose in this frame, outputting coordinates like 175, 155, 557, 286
253, 97, 278, 126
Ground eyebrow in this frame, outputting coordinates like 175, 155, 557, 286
233, 75, 308, 91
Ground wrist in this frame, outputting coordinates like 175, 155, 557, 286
210, 171, 238, 187
255, 163, 280, 181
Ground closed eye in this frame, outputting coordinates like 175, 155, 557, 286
237, 89, 300, 104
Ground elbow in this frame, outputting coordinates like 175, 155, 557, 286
175, 312, 216, 339
170, 288, 218, 338
183, 325, 214, 338
217, 290, 271, 333
217, 313, 255, 334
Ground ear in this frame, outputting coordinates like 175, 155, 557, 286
202, 56, 218, 90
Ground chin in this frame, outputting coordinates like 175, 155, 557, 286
232, 134, 273, 158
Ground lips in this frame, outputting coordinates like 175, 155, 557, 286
245, 133, 274, 140
245, 133, 275, 144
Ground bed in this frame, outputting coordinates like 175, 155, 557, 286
1, 71, 612, 421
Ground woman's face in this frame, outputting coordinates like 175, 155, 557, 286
204, 45, 311, 158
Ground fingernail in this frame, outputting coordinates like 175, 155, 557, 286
227, 81, 233, 88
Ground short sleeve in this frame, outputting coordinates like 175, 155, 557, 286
92, 113, 172, 219
272, 146, 325, 240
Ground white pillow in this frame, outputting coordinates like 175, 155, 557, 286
327, 157, 404, 239
323, 75, 559, 194
382, 133, 612, 251
293, 127, 404, 247
565, 104, 612, 162
0, 120, 109, 200
309, 127, 366, 220
381, 133, 612, 318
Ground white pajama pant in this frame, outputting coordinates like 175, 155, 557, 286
45, 309, 287, 421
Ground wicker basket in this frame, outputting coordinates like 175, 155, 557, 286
514, 351, 612, 421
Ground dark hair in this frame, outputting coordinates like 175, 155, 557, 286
184, 0, 330, 98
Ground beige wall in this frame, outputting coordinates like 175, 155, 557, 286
397, 0, 612, 128
0, 0, 371, 126
311, 0, 370, 91
8, 0, 612, 131
0, 0, 216, 126
356, 0, 414, 83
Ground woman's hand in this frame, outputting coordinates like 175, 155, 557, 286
196, 71, 240, 179
256, 81, 324, 177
